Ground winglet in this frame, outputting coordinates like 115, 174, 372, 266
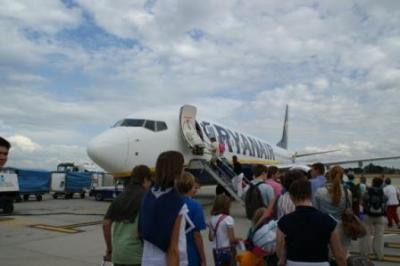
277, 105, 288, 149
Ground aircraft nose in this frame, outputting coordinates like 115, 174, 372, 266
87, 128, 129, 174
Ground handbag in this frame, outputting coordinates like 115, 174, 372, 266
212, 215, 235, 266
341, 187, 367, 239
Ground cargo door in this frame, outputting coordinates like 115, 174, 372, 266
180, 105, 205, 155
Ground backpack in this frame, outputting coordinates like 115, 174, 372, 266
347, 182, 361, 203
347, 255, 374, 266
245, 182, 265, 219
245, 219, 277, 257
365, 188, 386, 217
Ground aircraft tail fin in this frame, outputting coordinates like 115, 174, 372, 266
277, 105, 289, 149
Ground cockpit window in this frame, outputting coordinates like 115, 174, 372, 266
113, 119, 167, 132
113, 119, 145, 127
156, 121, 168, 131
112, 120, 123, 127
144, 120, 156, 131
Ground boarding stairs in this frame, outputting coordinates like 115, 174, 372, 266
188, 158, 245, 205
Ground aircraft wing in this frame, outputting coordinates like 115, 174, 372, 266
294, 149, 340, 158
276, 155, 400, 170
305, 155, 400, 167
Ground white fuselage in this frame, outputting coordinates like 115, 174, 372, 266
87, 115, 293, 177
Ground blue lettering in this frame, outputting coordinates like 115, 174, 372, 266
248, 137, 260, 158
228, 129, 241, 154
200, 121, 215, 140
214, 124, 232, 153
257, 140, 267, 159
240, 134, 252, 156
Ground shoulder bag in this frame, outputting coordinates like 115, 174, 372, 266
341, 187, 367, 239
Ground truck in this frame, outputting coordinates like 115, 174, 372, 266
89, 172, 123, 201
0, 168, 20, 214
51, 163, 92, 199
17, 169, 51, 201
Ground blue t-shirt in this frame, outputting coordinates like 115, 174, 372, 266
184, 196, 206, 266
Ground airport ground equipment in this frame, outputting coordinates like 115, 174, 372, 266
0, 168, 19, 214
89, 172, 122, 201
51, 171, 92, 199
187, 158, 245, 205
89, 185, 123, 201
17, 169, 51, 201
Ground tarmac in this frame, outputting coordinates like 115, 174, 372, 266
0, 186, 399, 266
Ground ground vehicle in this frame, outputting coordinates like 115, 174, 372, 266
51, 163, 91, 199
17, 169, 51, 201
89, 173, 123, 201
0, 168, 19, 214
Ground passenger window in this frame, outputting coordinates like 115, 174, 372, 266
144, 120, 156, 131
156, 121, 168, 132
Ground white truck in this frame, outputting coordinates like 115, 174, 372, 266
51, 163, 92, 199
89, 172, 123, 201
0, 168, 20, 214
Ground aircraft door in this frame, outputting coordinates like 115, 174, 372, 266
180, 105, 205, 155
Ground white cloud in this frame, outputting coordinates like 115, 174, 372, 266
1, 0, 400, 169
0, 0, 81, 34
8, 135, 41, 152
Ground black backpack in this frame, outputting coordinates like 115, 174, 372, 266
245, 182, 265, 219
365, 187, 386, 217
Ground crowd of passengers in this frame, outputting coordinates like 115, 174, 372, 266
102, 151, 399, 266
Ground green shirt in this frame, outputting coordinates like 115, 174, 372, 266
112, 218, 142, 265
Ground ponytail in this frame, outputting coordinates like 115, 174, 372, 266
328, 166, 343, 206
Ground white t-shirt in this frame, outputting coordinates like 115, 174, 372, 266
209, 214, 234, 249
277, 192, 296, 219
383, 185, 399, 206
142, 188, 190, 266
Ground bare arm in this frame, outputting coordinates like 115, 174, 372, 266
227, 227, 239, 246
102, 219, 112, 261
257, 196, 276, 226
167, 215, 182, 266
276, 228, 286, 266
330, 229, 347, 266
208, 224, 214, 242
193, 231, 207, 266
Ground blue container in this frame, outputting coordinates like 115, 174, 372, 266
18, 169, 51, 194
65, 172, 92, 193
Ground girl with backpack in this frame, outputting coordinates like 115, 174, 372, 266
208, 194, 240, 266
360, 177, 388, 261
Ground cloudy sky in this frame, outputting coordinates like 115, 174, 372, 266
1, 0, 399, 170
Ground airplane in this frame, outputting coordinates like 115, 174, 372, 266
86, 104, 400, 186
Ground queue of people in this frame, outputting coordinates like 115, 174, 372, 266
101, 150, 398, 266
